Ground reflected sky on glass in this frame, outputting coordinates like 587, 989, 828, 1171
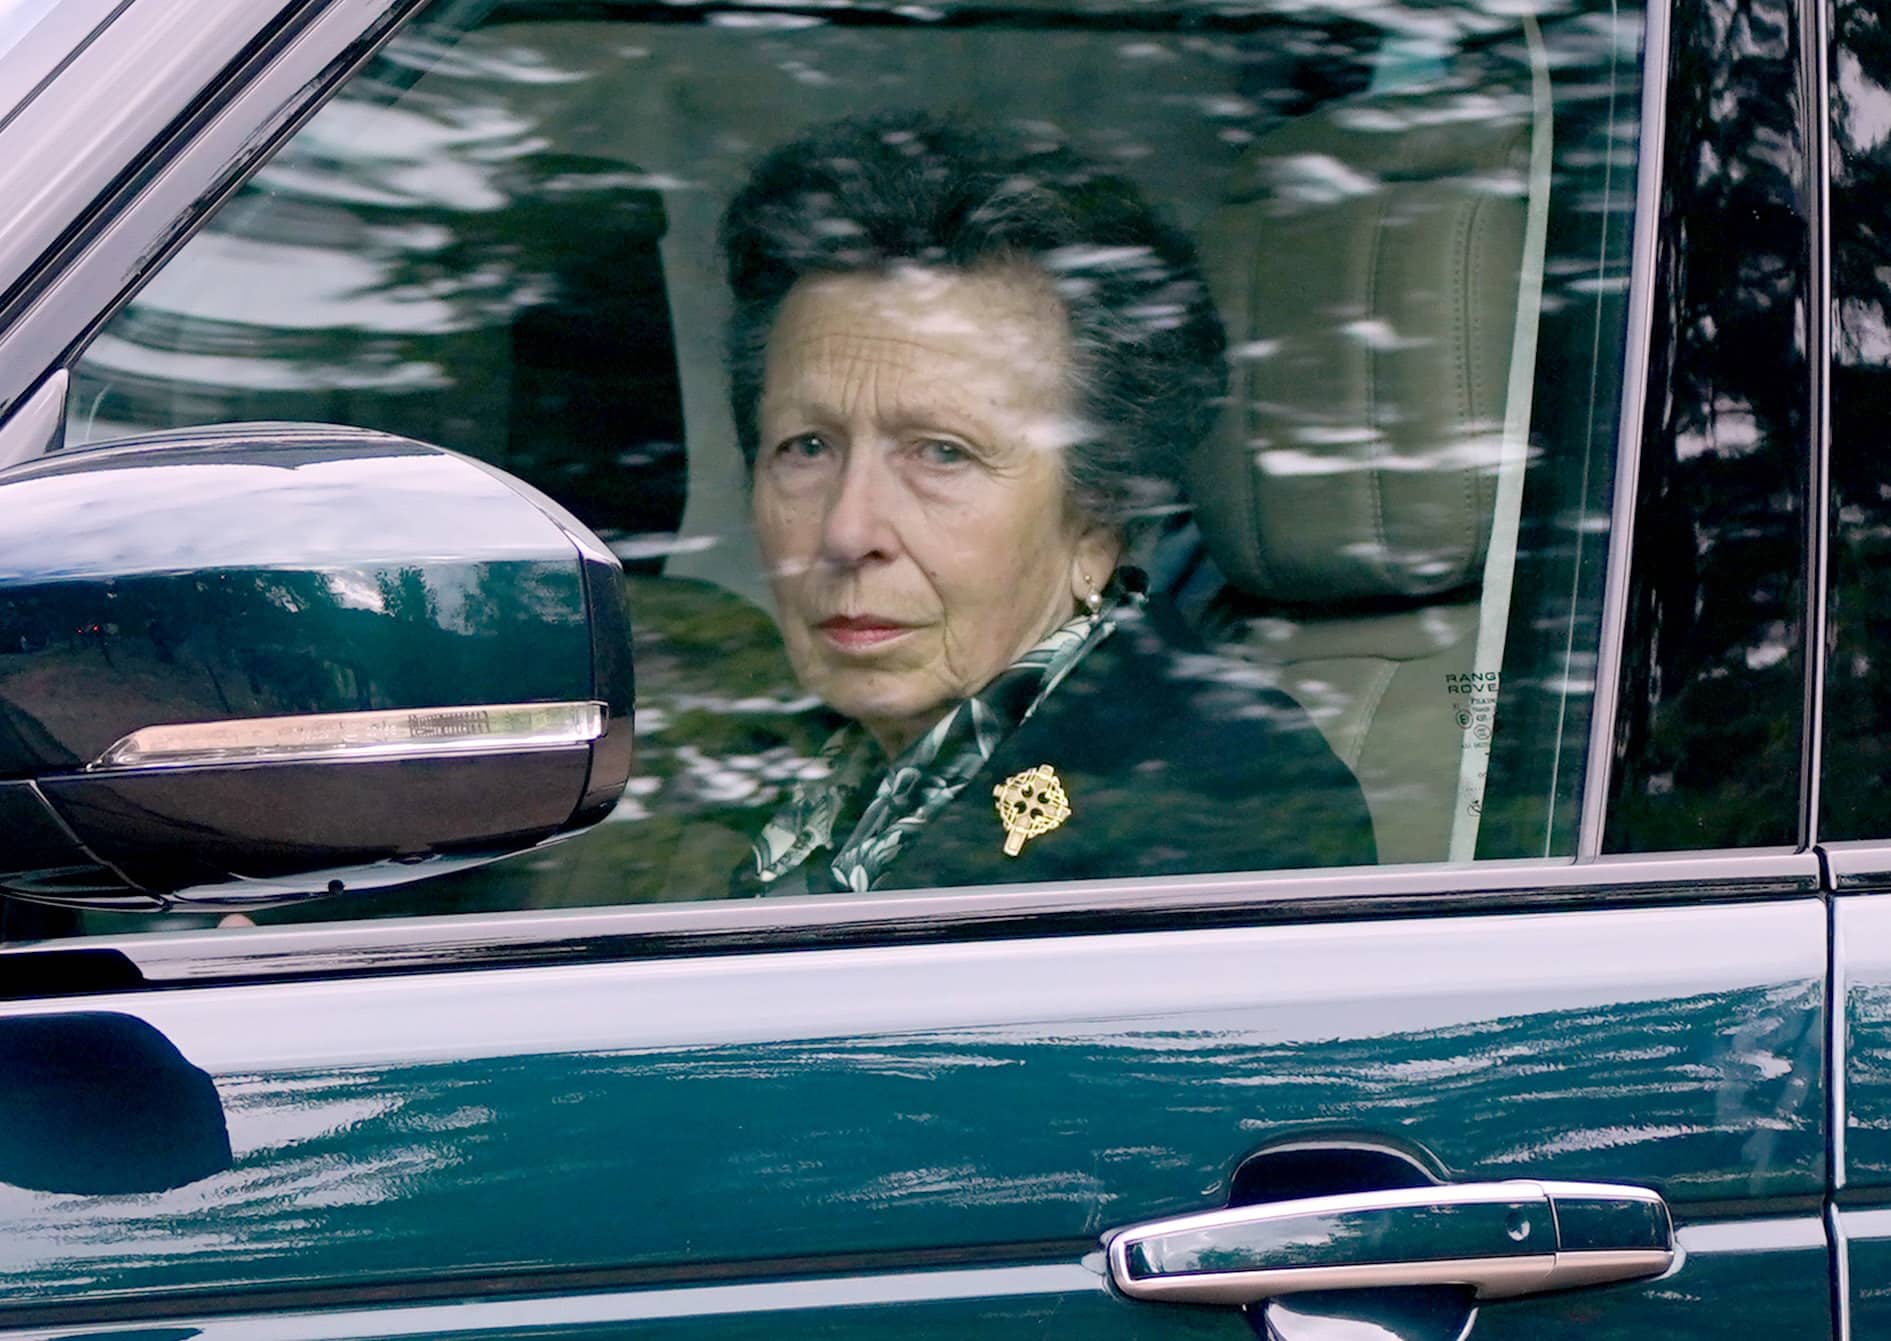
0, 451, 577, 582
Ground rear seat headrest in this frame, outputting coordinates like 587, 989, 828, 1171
1189, 87, 1532, 605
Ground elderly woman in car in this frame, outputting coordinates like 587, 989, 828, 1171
722, 112, 1373, 896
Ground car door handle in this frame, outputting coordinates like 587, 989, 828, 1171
1105, 1179, 1673, 1306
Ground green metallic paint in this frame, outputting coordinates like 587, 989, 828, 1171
1842, 1212, 1891, 1335
1839, 896, 1891, 1189
4, 1265, 1239, 1341
0, 898, 1827, 1337
1833, 895, 1891, 1334
0, 1229, 1832, 1341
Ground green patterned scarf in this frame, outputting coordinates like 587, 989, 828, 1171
740, 577, 1142, 896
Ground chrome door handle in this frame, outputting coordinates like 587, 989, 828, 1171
1105, 1180, 1673, 1306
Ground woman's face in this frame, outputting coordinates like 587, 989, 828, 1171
753, 265, 1121, 758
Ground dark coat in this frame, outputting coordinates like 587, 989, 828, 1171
869, 599, 1376, 892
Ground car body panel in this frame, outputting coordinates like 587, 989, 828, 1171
1828, 4, 1891, 1334
0, 897, 1827, 1334
0, 1228, 1838, 1341
0, 0, 1860, 1333
1830, 883, 1891, 1334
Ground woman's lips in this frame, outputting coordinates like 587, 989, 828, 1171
816, 615, 915, 652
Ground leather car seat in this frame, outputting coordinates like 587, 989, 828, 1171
1188, 32, 1551, 863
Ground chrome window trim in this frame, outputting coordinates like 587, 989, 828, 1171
1801, 0, 1832, 850
1811, 26, 1838, 1328
0, 369, 64, 471
1831, 874, 1850, 1198
1577, 0, 1672, 859
1815, 842, 1891, 892
0, 0, 133, 134
0, 0, 419, 418
0, 1259, 1102, 1337
0, 0, 309, 340
2, 848, 1821, 990
1833, 1202, 1856, 1341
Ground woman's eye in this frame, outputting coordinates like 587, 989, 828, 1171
915, 439, 969, 466
772, 433, 830, 462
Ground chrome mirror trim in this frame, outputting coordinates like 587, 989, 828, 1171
91, 701, 605, 771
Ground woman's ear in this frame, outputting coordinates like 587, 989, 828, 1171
1069, 523, 1125, 607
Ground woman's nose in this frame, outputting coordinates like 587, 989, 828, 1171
818, 451, 898, 566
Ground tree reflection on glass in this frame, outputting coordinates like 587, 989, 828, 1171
1821, 0, 1891, 841
1605, 0, 1809, 851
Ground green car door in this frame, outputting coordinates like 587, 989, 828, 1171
0, 884, 1832, 1340
1819, 0, 1891, 1331
0, 0, 1840, 1334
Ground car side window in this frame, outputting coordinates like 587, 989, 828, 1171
1820, 0, 1891, 842
1599, 0, 1812, 854
28, 0, 1644, 934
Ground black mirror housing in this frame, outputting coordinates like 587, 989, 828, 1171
0, 425, 633, 911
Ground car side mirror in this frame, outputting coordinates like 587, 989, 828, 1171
0, 425, 633, 911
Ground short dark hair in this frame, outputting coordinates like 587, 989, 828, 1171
719, 112, 1227, 527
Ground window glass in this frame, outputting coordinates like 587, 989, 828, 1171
33, 0, 1642, 932
1601, 0, 1811, 853
1821, 0, 1891, 840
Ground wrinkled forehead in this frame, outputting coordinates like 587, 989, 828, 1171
762, 264, 1075, 406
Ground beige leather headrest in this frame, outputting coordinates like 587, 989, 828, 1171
1190, 88, 1531, 604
